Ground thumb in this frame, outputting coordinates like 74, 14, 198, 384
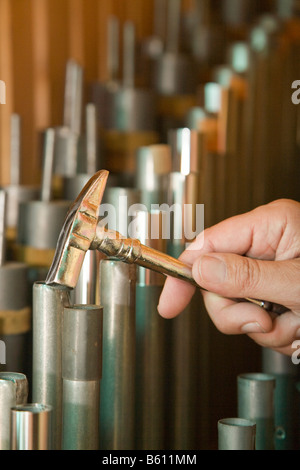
192, 253, 300, 311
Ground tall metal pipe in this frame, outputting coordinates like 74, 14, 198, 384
166, 128, 203, 449
262, 347, 299, 450
237, 372, 276, 450
99, 259, 136, 450
132, 210, 168, 449
135, 144, 172, 211
0, 372, 28, 450
10, 403, 52, 450
32, 281, 71, 450
0, 190, 31, 374
2, 114, 40, 246
62, 305, 103, 450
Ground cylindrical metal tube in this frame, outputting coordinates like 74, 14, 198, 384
10, 403, 52, 450
0, 379, 16, 450
132, 211, 168, 449
99, 259, 136, 450
17, 200, 71, 251
135, 144, 171, 210
262, 347, 299, 450
101, 186, 141, 238
218, 418, 256, 450
168, 128, 202, 175
32, 282, 71, 450
0, 262, 30, 373
62, 305, 103, 450
0, 373, 28, 450
237, 372, 276, 450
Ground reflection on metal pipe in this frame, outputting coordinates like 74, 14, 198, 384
62, 305, 103, 450
10, 403, 52, 450
132, 210, 167, 449
32, 282, 71, 450
237, 372, 276, 450
136, 144, 171, 210
0, 372, 28, 450
99, 259, 136, 450
218, 417, 256, 450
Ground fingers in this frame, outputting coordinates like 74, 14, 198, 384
201, 291, 300, 353
157, 277, 195, 318
201, 291, 274, 335
192, 254, 300, 310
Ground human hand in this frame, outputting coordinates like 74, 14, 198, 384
157, 199, 300, 356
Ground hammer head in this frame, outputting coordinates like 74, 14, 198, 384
45, 169, 109, 288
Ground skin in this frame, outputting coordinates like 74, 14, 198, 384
157, 199, 300, 356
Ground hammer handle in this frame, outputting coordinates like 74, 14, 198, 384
94, 227, 287, 315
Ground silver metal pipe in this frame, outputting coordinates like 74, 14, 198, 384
17, 200, 71, 250
62, 305, 103, 450
63, 59, 83, 135
123, 21, 135, 89
0, 372, 28, 450
166, 132, 202, 449
262, 347, 299, 450
135, 144, 171, 210
10, 113, 21, 187
85, 103, 98, 175
32, 281, 71, 450
218, 417, 256, 450
71, 251, 100, 305
3, 115, 39, 237
0, 191, 30, 373
237, 372, 276, 450
101, 186, 141, 237
0, 189, 6, 266
166, 0, 181, 55
99, 259, 136, 450
132, 210, 168, 449
0, 379, 16, 450
107, 16, 120, 84
40, 128, 56, 203
168, 127, 202, 175
10, 403, 52, 450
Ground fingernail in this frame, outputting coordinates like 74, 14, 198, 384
198, 255, 227, 284
241, 322, 267, 334
295, 328, 300, 339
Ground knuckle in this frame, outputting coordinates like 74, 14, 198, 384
233, 257, 261, 294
